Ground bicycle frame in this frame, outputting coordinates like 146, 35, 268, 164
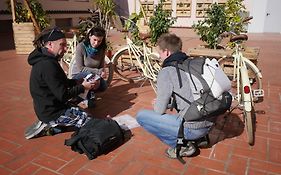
232, 44, 264, 107
232, 44, 254, 110
126, 38, 159, 81
112, 37, 161, 84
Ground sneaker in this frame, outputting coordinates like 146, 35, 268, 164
166, 142, 196, 159
25, 120, 48, 139
196, 135, 210, 148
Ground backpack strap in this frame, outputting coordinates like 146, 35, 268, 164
176, 118, 186, 164
187, 59, 198, 91
175, 62, 183, 88
77, 140, 99, 160
172, 91, 191, 105
64, 133, 81, 146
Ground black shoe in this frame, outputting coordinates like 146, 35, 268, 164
196, 135, 210, 148
25, 121, 48, 139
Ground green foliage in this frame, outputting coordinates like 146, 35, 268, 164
92, 0, 116, 33
6, 0, 49, 30
192, 0, 247, 49
148, 1, 176, 45
192, 3, 227, 49
29, 0, 50, 29
124, 13, 142, 45
225, 0, 247, 34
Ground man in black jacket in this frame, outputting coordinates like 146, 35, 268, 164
25, 27, 98, 139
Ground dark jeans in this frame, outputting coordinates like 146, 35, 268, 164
73, 71, 108, 94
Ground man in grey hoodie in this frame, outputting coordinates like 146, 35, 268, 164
136, 33, 212, 159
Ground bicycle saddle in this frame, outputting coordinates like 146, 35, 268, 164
230, 34, 248, 42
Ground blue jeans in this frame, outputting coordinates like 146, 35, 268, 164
136, 109, 211, 148
73, 71, 108, 93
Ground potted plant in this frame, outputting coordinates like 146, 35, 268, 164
91, 0, 116, 36
192, 0, 247, 49
148, 0, 176, 45
6, 0, 50, 54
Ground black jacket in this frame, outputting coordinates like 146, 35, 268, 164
28, 48, 85, 123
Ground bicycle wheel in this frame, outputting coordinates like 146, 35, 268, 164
104, 62, 114, 86
112, 47, 145, 82
244, 107, 255, 145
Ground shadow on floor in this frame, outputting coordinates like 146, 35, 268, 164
209, 113, 244, 146
87, 81, 141, 117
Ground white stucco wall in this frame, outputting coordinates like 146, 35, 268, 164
247, 0, 267, 33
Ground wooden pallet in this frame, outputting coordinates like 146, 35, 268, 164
13, 22, 35, 55
187, 46, 260, 78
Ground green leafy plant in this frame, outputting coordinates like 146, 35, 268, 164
193, 0, 248, 49
225, 0, 247, 34
6, 0, 50, 30
92, 0, 116, 34
192, 3, 228, 49
124, 13, 143, 45
149, 0, 176, 45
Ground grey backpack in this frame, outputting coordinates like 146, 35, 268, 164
166, 57, 232, 122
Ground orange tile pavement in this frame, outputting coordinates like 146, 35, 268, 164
0, 28, 281, 175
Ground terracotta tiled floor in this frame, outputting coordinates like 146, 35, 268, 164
0, 29, 281, 175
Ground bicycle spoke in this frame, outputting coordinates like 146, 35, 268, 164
112, 47, 145, 82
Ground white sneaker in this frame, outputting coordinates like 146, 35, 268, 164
25, 121, 48, 139
166, 143, 196, 159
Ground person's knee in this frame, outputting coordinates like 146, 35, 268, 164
136, 109, 152, 125
97, 79, 108, 92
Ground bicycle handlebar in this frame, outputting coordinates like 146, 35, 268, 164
242, 16, 253, 23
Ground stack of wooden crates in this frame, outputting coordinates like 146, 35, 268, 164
187, 46, 260, 79
12, 22, 35, 54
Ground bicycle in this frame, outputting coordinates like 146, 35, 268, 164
218, 17, 264, 145
111, 17, 161, 92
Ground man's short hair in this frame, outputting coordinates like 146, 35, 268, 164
157, 33, 182, 53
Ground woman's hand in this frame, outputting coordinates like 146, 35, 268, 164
100, 70, 106, 79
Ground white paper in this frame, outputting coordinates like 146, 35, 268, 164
112, 114, 140, 130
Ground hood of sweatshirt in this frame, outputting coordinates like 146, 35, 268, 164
162, 51, 188, 67
28, 47, 57, 66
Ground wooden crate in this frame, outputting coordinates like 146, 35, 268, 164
13, 22, 35, 54
187, 46, 260, 78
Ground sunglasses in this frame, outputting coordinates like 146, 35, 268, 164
46, 27, 62, 41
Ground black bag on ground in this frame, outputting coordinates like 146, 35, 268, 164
64, 117, 124, 160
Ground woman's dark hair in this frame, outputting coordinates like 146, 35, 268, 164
84, 26, 107, 50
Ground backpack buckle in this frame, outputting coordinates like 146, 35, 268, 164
177, 138, 184, 145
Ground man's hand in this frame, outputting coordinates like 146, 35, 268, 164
100, 70, 106, 79
82, 78, 96, 90
90, 79, 100, 90
151, 98, 156, 106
